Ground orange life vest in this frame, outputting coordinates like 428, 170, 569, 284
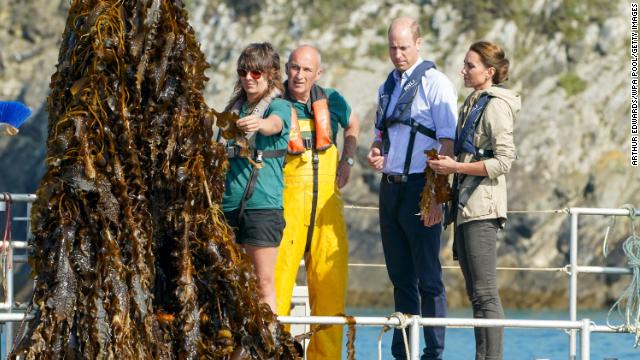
287, 85, 333, 154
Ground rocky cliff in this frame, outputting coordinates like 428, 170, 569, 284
1, 0, 638, 309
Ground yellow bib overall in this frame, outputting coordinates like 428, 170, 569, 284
275, 120, 348, 360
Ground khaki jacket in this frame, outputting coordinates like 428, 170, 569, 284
456, 86, 520, 226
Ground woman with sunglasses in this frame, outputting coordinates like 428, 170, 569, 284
429, 41, 520, 360
221, 42, 291, 313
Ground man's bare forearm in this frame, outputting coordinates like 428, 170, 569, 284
439, 138, 454, 157
341, 113, 360, 159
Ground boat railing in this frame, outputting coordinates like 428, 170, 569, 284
1, 193, 638, 360
1, 194, 35, 360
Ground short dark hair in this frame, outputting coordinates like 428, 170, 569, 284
388, 17, 421, 41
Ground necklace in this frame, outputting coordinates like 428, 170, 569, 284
241, 101, 257, 115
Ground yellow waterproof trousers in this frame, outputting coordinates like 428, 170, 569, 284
275, 144, 348, 360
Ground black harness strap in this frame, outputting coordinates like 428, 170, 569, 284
232, 148, 287, 221
380, 66, 437, 181
381, 86, 414, 154
305, 152, 320, 253
404, 125, 417, 177
282, 86, 327, 254
237, 165, 259, 222
392, 122, 419, 214
380, 68, 438, 215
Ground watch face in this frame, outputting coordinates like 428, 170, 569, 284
346, 157, 355, 166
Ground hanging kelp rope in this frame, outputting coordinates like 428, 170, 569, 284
10, 0, 298, 358
605, 205, 640, 346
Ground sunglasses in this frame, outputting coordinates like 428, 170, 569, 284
237, 68, 262, 80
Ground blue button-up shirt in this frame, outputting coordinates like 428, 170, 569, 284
375, 58, 458, 175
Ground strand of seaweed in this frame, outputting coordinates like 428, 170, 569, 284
11, 0, 298, 358
420, 149, 453, 216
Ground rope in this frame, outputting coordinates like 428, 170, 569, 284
376, 325, 388, 360
605, 205, 640, 346
343, 204, 379, 211
292, 323, 331, 343
1, 193, 13, 294
507, 209, 568, 214
381, 312, 410, 360
343, 203, 567, 214
602, 204, 635, 257
348, 263, 567, 273
12, 297, 34, 352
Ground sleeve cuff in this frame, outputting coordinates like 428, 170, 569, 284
374, 130, 382, 142
436, 128, 456, 140
483, 158, 501, 179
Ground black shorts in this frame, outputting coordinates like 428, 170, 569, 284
223, 209, 285, 247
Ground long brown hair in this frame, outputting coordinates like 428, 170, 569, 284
469, 41, 510, 85
225, 42, 285, 111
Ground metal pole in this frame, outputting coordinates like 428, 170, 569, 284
1, 198, 14, 359
0, 313, 35, 322
26, 201, 33, 241
1, 324, 5, 360
410, 316, 420, 360
568, 207, 638, 216
5, 247, 14, 356
580, 318, 591, 360
569, 212, 579, 360
576, 266, 631, 274
416, 317, 582, 329
1, 199, 5, 360
0, 194, 36, 203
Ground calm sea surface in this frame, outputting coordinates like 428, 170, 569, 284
342, 308, 638, 360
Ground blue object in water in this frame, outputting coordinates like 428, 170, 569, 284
0, 101, 32, 128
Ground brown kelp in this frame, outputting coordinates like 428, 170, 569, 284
419, 149, 452, 216
213, 109, 261, 168
11, 0, 298, 358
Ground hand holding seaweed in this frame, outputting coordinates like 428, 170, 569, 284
212, 109, 264, 169
420, 149, 453, 216
211, 108, 241, 140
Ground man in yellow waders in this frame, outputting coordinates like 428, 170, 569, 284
274, 45, 360, 359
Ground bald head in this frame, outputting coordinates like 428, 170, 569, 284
388, 16, 421, 41
288, 45, 322, 69
286, 45, 323, 102
387, 16, 422, 72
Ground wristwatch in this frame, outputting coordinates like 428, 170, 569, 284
344, 157, 355, 167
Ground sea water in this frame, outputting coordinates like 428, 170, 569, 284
343, 308, 639, 360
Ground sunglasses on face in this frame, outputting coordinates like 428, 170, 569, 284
237, 68, 262, 80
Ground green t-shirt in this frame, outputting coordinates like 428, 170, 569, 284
222, 97, 291, 211
290, 87, 352, 142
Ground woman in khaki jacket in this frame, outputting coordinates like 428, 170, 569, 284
429, 41, 520, 360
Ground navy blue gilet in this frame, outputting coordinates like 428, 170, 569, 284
454, 93, 493, 159
375, 60, 437, 178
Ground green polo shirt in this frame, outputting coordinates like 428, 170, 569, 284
290, 87, 351, 142
222, 98, 291, 211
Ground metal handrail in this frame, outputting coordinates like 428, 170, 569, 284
565, 207, 638, 360
1, 194, 639, 360
277, 315, 596, 360
1, 193, 35, 359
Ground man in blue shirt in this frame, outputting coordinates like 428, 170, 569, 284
367, 16, 457, 360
